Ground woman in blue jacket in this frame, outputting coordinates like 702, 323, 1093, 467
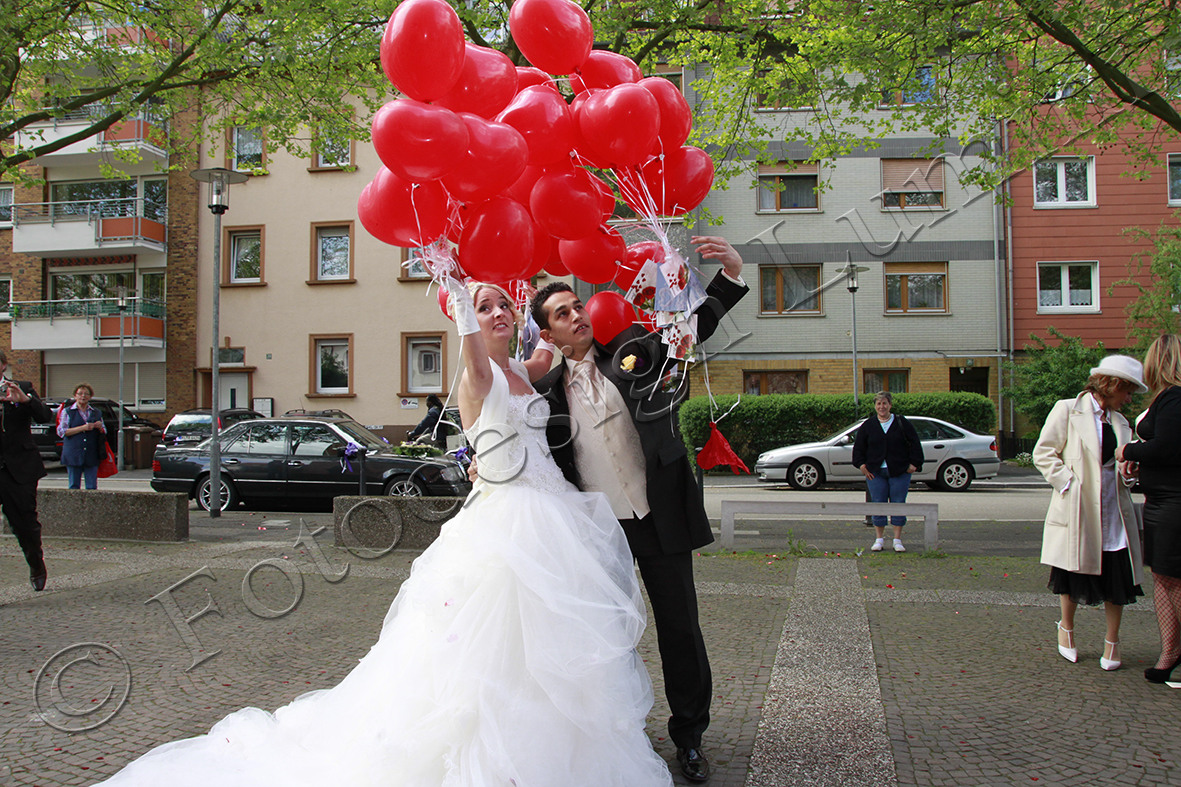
852, 392, 924, 553
57, 383, 106, 489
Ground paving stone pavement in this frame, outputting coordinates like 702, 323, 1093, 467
2, 526, 1181, 786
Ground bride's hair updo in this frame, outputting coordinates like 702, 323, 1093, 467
470, 282, 522, 326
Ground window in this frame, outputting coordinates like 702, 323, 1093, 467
311, 223, 353, 282
881, 159, 945, 209
52, 271, 134, 300
1169, 154, 1181, 205
399, 247, 432, 281
755, 70, 813, 110
291, 424, 347, 457
760, 265, 821, 314
1033, 157, 1095, 207
229, 126, 264, 171
141, 271, 165, 303
225, 227, 263, 284
885, 262, 947, 313
1037, 261, 1098, 312
142, 178, 167, 223
0, 185, 12, 224
865, 370, 908, 393
217, 347, 245, 365
311, 336, 352, 395
744, 371, 807, 395
881, 65, 935, 106
228, 423, 288, 455
0, 278, 11, 319
51, 180, 136, 216
402, 333, 446, 394
314, 135, 352, 169
757, 162, 819, 211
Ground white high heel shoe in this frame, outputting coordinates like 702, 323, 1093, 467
1101, 639, 1121, 671
1057, 621, 1078, 663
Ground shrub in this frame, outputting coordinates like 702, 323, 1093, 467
679, 391, 996, 469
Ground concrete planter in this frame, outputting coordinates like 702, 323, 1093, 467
2, 489, 189, 542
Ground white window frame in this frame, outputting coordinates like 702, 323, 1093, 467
229, 230, 262, 283
315, 137, 352, 169
0, 277, 12, 320
1033, 156, 1096, 208
315, 225, 352, 281
1168, 153, 1181, 206
405, 334, 444, 394
230, 126, 264, 171
0, 185, 12, 227
314, 338, 350, 395
1036, 261, 1100, 314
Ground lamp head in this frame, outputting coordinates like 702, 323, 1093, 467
190, 167, 248, 216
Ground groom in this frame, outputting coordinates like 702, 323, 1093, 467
530, 236, 748, 783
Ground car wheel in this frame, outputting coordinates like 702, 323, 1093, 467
787, 459, 824, 491
196, 474, 239, 512
936, 460, 973, 492
385, 477, 426, 497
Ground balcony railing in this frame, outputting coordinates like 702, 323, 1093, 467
11, 198, 167, 250
11, 297, 166, 321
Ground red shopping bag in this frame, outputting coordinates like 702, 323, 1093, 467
97, 443, 118, 478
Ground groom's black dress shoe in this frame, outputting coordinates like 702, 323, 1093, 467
30, 571, 46, 592
676, 747, 709, 782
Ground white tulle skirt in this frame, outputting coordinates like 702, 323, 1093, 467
97, 485, 672, 787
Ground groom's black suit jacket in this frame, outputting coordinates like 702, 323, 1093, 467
535, 272, 748, 556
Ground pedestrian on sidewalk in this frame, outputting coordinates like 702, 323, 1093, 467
852, 391, 923, 554
58, 382, 106, 490
0, 350, 54, 591
1035, 355, 1145, 671
1116, 335, 1181, 683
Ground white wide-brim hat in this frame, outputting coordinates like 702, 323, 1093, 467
1089, 355, 1148, 393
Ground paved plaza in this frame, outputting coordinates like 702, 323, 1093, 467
2, 492, 1180, 786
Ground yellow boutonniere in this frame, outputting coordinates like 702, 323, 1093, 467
621, 354, 637, 372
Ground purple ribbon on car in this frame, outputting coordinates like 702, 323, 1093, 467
341, 441, 362, 473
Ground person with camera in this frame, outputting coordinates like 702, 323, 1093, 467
57, 382, 107, 490
0, 350, 54, 591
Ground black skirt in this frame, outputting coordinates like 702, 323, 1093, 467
1143, 491, 1181, 579
1048, 548, 1143, 606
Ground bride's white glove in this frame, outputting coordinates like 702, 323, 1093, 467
446, 277, 480, 337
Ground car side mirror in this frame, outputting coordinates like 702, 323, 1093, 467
843, 434, 855, 445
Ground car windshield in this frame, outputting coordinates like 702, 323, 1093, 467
822, 421, 865, 442
167, 414, 211, 436
336, 421, 392, 451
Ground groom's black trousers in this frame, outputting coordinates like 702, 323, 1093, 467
621, 514, 712, 750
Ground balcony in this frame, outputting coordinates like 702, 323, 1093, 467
10, 298, 166, 351
12, 198, 167, 257
18, 108, 168, 168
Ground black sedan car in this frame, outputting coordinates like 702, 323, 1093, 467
151, 415, 472, 511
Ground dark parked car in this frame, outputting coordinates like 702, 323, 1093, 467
33, 397, 164, 461
160, 408, 265, 447
151, 415, 472, 511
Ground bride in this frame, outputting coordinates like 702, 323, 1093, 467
95, 279, 673, 787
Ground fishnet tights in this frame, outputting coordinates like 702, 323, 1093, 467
1153, 573, 1181, 669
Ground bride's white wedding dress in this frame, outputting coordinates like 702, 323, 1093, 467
97, 361, 672, 787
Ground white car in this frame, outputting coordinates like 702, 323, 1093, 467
754, 416, 1000, 492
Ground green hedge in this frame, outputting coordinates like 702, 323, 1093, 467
679, 392, 997, 470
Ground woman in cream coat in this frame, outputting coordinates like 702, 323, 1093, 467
1033, 355, 1146, 671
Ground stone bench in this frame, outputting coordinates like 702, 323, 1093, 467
332, 496, 466, 552
2, 489, 188, 542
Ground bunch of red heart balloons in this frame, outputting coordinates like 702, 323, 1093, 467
358, 0, 715, 293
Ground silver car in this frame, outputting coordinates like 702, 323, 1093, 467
754, 416, 999, 492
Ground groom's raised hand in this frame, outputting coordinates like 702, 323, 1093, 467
691, 235, 743, 280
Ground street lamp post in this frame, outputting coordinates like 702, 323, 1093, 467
844, 252, 870, 417
189, 167, 248, 518
116, 285, 129, 470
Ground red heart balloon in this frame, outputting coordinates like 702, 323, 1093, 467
616, 240, 665, 290
371, 99, 469, 183
530, 167, 603, 240
505, 164, 546, 207
585, 290, 638, 344
640, 146, 715, 216
588, 172, 617, 221
516, 67, 559, 92
434, 43, 519, 119
639, 76, 692, 153
358, 168, 449, 248
508, 0, 593, 75
459, 197, 535, 282
442, 114, 529, 203
573, 51, 643, 92
559, 226, 626, 285
496, 85, 576, 166
380, 0, 465, 102
578, 84, 661, 167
